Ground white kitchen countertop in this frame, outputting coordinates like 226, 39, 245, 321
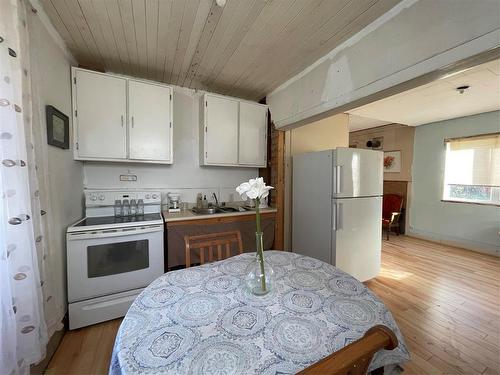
162, 207, 277, 223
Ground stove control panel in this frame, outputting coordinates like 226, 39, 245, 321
85, 190, 162, 207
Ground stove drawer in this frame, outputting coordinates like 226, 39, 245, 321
68, 288, 143, 329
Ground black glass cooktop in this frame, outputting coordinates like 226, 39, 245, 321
74, 213, 162, 227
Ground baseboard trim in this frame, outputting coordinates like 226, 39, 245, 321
406, 233, 500, 257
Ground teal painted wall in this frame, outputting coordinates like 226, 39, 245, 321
409, 111, 500, 255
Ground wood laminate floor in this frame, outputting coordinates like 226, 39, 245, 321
45, 235, 500, 375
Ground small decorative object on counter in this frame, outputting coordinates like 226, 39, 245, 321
236, 177, 274, 295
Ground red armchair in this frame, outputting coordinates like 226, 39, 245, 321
382, 194, 403, 240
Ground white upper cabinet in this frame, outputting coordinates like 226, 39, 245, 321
202, 94, 239, 166
239, 102, 267, 167
72, 68, 173, 164
200, 94, 268, 167
129, 80, 172, 162
73, 69, 127, 159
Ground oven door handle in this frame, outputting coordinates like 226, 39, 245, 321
67, 225, 163, 240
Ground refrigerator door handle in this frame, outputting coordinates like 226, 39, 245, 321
332, 203, 337, 231
335, 166, 342, 194
337, 202, 343, 230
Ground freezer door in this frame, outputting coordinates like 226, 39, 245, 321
332, 196, 382, 281
292, 150, 333, 264
333, 148, 383, 198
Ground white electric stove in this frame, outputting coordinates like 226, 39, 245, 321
66, 190, 164, 329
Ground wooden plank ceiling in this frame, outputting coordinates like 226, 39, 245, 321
41, 0, 402, 101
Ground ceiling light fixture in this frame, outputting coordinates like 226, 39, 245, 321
456, 85, 470, 94
215, 0, 226, 7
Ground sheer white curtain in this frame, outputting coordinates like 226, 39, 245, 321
1, 0, 50, 373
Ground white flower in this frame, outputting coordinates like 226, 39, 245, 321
236, 177, 273, 201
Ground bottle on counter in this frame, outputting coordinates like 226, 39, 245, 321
130, 199, 137, 216
114, 200, 122, 217
122, 199, 130, 216
137, 199, 144, 215
202, 195, 208, 208
196, 193, 203, 209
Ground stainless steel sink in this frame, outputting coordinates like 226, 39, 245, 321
191, 207, 219, 215
191, 206, 242, 215
218, 207, 240, 213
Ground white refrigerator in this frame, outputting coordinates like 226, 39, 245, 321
292, 148, 383, 281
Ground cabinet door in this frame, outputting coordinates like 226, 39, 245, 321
129, 80, 172, 162
204, 95, 238, 165
239, 102, 267, 166
74, 69, 127, 159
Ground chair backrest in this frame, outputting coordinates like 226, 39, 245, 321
382, 194, 403, 220
184, 230, 243, 268
298, 325, 398, 375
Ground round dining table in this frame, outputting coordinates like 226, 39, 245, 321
110, 251, 409, 375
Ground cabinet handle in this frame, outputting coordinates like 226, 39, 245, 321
121, 115, 124, 127
131, 116, 134, 128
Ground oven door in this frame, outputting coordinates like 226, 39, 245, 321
67, 225, 164, 303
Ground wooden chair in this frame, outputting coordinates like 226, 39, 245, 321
184, 230, 243, 268
382, 194, 403, 240
299, 325, 398, 375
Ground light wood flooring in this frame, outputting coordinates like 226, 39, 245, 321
45, 235, 500, 375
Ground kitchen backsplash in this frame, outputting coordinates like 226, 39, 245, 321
160, 187, 242, 208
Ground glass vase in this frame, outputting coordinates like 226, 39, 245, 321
245, 232, 274, 296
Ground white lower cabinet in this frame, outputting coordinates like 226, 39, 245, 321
72, 68, 173, 164
200, 94, 268, 167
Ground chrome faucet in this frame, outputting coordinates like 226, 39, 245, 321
212, 192, 219, 207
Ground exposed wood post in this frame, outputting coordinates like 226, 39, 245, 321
259, 99, 285, 250
274, 128, 285, 250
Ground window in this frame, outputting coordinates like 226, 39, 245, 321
443, 133, 500, 205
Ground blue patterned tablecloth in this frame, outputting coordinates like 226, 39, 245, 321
110, 251, 410, 374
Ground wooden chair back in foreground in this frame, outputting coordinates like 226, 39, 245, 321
184, 230, 243, 268
298, 325, 398, 375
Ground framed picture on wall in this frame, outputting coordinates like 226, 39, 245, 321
384, 150, 401, 173
46, 105, 69, 149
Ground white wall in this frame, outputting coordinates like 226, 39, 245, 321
28, 13, 83, 322
268, 0, 500, 128
83, 86, 259, 206
409, 111, 500, 255
284, 114, 349, 249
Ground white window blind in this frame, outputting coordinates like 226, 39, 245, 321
443, 133, 500, 205
445, 133, 500, 186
